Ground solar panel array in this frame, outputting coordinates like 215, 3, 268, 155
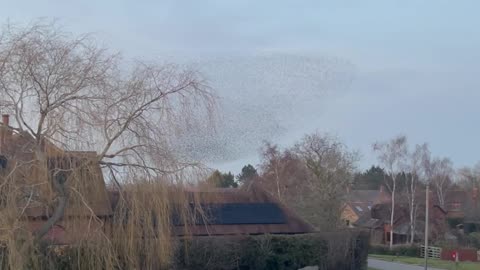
173, 203, 287, 225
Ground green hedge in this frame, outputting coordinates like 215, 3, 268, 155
447, 218, 464, 229
175, 232, 369, 270
456, 232, 480, 249
369, 244, 420, 257
1, 231, 369, 270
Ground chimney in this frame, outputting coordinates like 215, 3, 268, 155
2, 114, 9, 126
0, 114, 11, 152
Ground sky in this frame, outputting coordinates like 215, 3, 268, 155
1, 0, 479, 173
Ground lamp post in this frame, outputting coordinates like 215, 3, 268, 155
424, 183, 429, 270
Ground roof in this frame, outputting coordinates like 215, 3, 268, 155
347, 190, 382, 203
24, 151, 113, 218
391, 222, 424, 237
344, 188, 390, 218
346, 202, 371, 217
345, 188, 391, 205
0, 122, 112, 218
354, 211, 382, 229
110, 184, 315, 236
436, 190, 480, 220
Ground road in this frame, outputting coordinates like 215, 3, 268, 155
368, 258, 443, 270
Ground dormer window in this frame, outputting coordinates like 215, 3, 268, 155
0, 155, 7, 169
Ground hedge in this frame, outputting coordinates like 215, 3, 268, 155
175, 231, 369, 270
369, 244, 420, 257
1, 231, 369, 270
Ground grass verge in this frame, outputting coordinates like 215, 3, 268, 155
370, 254, 480, 270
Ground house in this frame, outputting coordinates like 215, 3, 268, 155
402, 188, 480, 233
108, 183, 315, 237
341, 186, 391, 227
441, 188, 480, 233
444, 190, 468, 220
1, 113, 314, 245
355, 198, 447, 245
0, 115, 112, 244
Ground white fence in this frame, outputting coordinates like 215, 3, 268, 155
420, 245, 442, 259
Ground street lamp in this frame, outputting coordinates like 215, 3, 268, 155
424, 182, 429, 270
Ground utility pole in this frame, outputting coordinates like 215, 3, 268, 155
424, 183, 429, 270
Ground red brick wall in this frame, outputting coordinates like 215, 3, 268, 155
441, 248, 478, 262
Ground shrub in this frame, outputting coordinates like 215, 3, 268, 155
175, 231, 369, 270
1, 231, 369, 270
447, 218, 464, 229
461, 232, 480, 249
369, 244, 420, 257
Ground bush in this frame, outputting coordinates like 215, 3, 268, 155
447, 218, 464, 229
459, 232, 480, 249
369, 244, 420, 257
1, 231, 369, 270
175, 231, 369, 270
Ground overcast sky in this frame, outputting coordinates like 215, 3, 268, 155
1, 0, 479, 173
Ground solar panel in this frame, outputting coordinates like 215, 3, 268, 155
208, 203, 286, 225
173, 203, 287, 225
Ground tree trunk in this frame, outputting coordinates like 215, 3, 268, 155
34, 172, 68, 240
409, 175, 416, 244
390, 180, 396, 249
436, 184, 445, 209
410, 196, 415, 244
33, 148, 68, 241
412, 204, 418, 244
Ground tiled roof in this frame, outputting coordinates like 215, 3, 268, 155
0, 124, 112, 218
110, 184, 315, 236
354, 211, 382, 229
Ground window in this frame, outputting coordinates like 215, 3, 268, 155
0, 155, 7, 169
450, 202, 461, 210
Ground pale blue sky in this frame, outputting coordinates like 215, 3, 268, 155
1, 1, 479, 173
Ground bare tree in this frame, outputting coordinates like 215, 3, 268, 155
457, 162, 480, 189
258, 133, 358, 230
403, 143, 428, 244
258, 142, 304, 203
373, 135, 407, 249
0, 21, 214, 269
293, 133, 358, 230
430, 158, 454, 208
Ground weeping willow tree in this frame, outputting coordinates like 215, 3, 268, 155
0, 20, 216, 269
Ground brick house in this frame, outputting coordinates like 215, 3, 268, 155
0, 114, 313, 245
341, 186, 391, 227
108, 183, 315, 237
443, 188, 480, 233
0, 115, 113, 244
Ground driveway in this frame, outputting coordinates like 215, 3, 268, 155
368, 258, 443, 270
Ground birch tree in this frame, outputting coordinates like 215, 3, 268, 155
258, 142, 302, 203
430, 158, 454, 208
403, 143, 428, 244
373, 135, 407, 249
